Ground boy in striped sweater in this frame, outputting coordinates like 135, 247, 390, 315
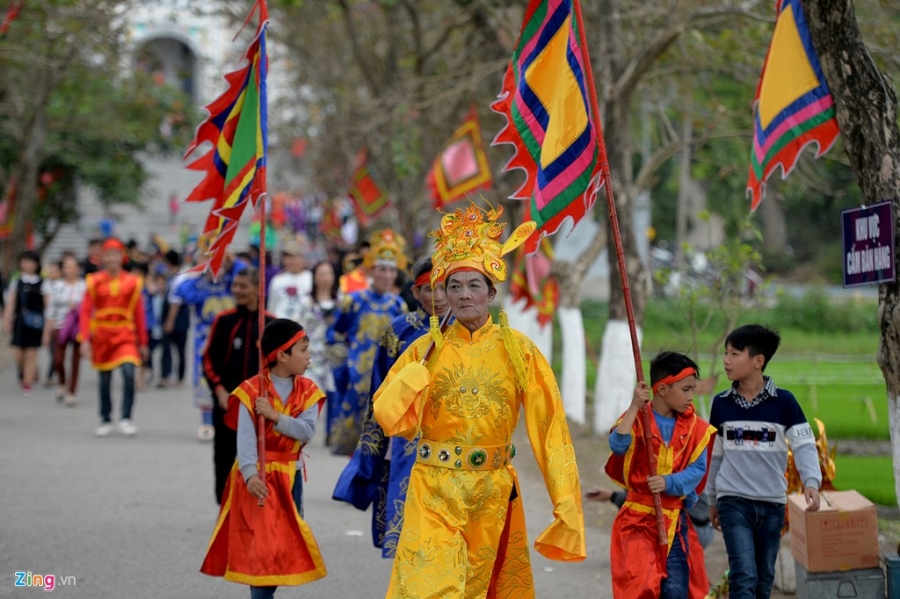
707, 325, 821, 599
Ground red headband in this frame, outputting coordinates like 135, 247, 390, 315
102, 238, 124, 252
414, 272, 432, 287
264, 330, 307, 366
651, 367, 698, 394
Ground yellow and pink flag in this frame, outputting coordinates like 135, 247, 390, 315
492, 0, 604, 253
747, 0, 840, 211
425, 106, 493, 209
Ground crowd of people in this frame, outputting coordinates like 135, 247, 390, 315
3, 205, 825, 598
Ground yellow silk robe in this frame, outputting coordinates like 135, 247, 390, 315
373, 319, 585, 599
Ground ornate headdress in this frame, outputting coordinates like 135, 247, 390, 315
363, 229, 408, 270
427, 202, 536, 391
429, 202, 535, 284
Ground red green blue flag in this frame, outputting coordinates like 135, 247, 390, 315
492, 0, 604, 253
425, 106, 493, 209
184, 0, 269, 276
747, 0, 839, 211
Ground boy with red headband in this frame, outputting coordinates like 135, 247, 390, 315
79, 238, 149, 437
604, 351, 716, 599
201, 318, 327, 598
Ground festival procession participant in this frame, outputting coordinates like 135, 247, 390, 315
338, 240, 370, 295
373, 203, 585, 598
604, 351, 716, 599
201, 319, 327, 597
78, 238, 149, 437
170, 251, 242, 441
203, 267, 275, 504
326, 230, 408, 455
332, 256, 449, 557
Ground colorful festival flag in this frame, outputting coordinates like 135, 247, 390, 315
183, 0, 269, 276
346, 149, 390, 225
0, 0, 26, 38
509, 238, 559, 328
492, 0, 604, 253
319, 198, 344, 239
425, 106, 493, 209
747, 0, 839, 211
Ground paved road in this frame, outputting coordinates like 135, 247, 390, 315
0, 364, 611, 598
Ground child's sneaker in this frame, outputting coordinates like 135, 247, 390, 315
21, 384, 32, 397
118, 419, 138, 437
95, 422, 115, 437
197, 424, 215, 442
64, 394, 77, 407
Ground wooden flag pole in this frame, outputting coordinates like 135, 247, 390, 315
257, 196, 267, 507
574, 2, 667, 546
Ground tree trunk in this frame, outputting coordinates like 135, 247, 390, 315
676, 103, 693, 266
8, 109, 46, 269
551, 222, 607, 426
804, 0, 900, 508
593, 99, 651, 432
559, 306, 586, 425
758, 189, 788, 256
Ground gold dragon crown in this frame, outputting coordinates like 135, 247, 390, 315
430, 202, 536, 284
363, 228, 409, 270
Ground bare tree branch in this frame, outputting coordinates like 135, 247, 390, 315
336, 0, 381, 96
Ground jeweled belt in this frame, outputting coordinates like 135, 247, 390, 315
416, 439, 516, 471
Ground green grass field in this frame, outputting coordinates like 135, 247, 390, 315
833, 455, 897, 507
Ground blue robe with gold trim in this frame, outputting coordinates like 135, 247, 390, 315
326, 289, 406, 455
332, 310, 430, 556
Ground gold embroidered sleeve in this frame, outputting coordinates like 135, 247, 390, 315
521, 336, 586, 562
372, 338, 430, 440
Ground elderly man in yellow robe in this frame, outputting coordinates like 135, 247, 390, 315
373, 202, 586, 599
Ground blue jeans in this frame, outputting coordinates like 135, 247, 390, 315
660, 510, 690, 599
99, 363, 135, 422
250, 586, 275, 599
717, 496, 785, 599
249, 473, 304, 599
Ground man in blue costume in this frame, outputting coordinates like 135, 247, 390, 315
326, 230, 408, 455
168, 253, 245, 441
332, 257, 449, 555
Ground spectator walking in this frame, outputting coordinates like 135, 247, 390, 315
3, 251, 45, 396
267, 240, 312, 321
42, 254, 86, 405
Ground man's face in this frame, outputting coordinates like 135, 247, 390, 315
371, 264, 397, 293
283, 253, 306, 273
231, 275, 257, 306
446, 271, 494, 327
413, 281, 448, 317
102, 249, 123, 271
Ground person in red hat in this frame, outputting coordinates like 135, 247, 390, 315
79, 238, 149, 437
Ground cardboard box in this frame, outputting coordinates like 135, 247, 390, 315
789, 490, 880, 572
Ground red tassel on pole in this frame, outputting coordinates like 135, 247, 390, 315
573, 2, 667, 546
